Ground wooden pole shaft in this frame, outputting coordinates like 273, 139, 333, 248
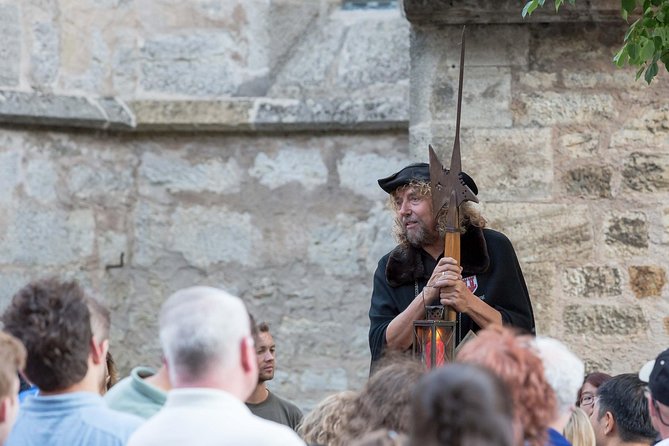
444, 230, 460, 322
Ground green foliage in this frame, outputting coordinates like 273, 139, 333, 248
522, 0, 669, 84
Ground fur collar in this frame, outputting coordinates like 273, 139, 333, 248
385, 226, 489, 288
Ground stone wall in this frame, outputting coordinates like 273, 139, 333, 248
0, 0, 668, 411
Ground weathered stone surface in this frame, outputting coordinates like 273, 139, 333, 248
31, 21, 59, 86
337, 152, 410, 200
24, 157, 59, 203
459, 128, 552, 201
604, 212, 648, 251
516, 71, 558, 90
622, 152, 669, 193
250, 148, 327, 191
139, 31, 259, 96
139, 152, 243, 197
564, 304, 647, 335
0, 91, 134, 129
485, 203, 593, 262
625, 104, 669, 133
0, 4, 20, 86
514, 92, 616, 126
0, 206, 95, 266
253, 97, 409, 131
629, 266, 666, 298
563, 166, 612, 198
559, 131, 600, 158
0, 150, 20, 203
562, 266, 622, 298
171, 205, 263, 268
611, 130, 669, 152
131, 99, 253, 130
403, 0, 623, 24
562, 70, 631, 89
522, 262, 556, 331
664, 317, 669, 336
60, 28, 107, 93
66, 160, 135, 204
337, 11, 410, 90
0, 271, 31, 310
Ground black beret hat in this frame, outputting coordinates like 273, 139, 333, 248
378, 162, 478, 196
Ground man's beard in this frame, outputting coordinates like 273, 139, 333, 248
402, 217, 439, 247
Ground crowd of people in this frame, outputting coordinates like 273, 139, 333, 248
0, 276, 667, 446
0, 161, 666, 446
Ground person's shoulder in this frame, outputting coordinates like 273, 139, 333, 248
482, 228, 513, 247
272, 393, 302, 413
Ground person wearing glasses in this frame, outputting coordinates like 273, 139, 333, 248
577, 372, 612, 418
640, 348, 669, 445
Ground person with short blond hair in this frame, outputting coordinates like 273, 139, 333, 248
0, 331, 26, 446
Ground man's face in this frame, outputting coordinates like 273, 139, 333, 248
255, 332, 275, 383
589, 398, 608, 446
393, 186, 438, 247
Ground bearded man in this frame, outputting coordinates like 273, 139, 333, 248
369, 163, 535, 366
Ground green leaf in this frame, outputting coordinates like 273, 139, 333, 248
538, 0, 546, 5
613, 46, 629, 67
624, 18, 641, 41
628, 43, 640, 60
636, 65, 645, 80
640, 39, 656, 60
644, 61, 659, 83
622, 0, 637, 14
522, 1, 538, 17
555, 0, 564, 11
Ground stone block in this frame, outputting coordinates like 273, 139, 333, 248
139, 152, 243, 197
66, 162, 135, 204
664, 317, 669, 336
0, 4, 20, 86
24, 157, 59, 203
337, 152, 411, 200
30, 21, 59, 86
307, 215, 364, 277
514, 92, 616, 126
299, 368, 348, 393
604, 212, 648, 251
131, 99, 253, 131
456, 128, 553, 201
140, 31, 255, 96
425, 67, 512, 129
516, 71, 558, 90
629, 266, 666, 298
0, 149, 20, 203
485, 203, 593, 262
253, 97, 409, 131
522, 262, 557, 318
562, 266, 622, 298
625, 104, 669, 133
559, 131, 599, 158
611, 130, 669, 152
266, 1, 321, 74
269, 16, 346, 96
622, 152, 669, 193
0, 91, 133, 129
564, 304, 646, 335
561, 70, 631, 89
249, 148, 327, 191
132, 201, 171, 268
171, 205, 262, 268
337, 13, 410, 90
0, 206, 95, 266
563, 165, 612, 198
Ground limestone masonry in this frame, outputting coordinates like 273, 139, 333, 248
0, 0, 668, 411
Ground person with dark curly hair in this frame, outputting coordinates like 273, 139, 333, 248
1, 278, 142, 446
0, 331, 26, 446
409, 363, 515, 446
456, 325, 556, 446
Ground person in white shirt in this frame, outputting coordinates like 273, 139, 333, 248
640, 348, 669, 446
127, 286, 304, 446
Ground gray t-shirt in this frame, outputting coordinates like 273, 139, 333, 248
246, 391, 303, 431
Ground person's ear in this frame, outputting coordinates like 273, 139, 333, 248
240, 337, 256, 374
90, 337, 109, 365
603, 411, 615, 435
